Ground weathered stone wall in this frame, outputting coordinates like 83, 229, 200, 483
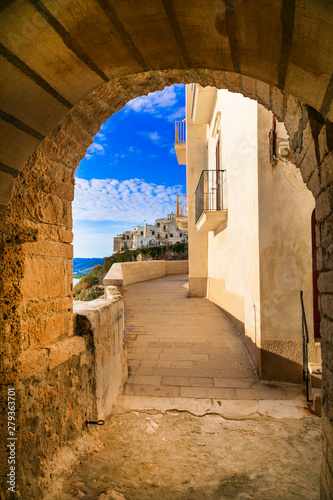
0, 139, 78, 497
73, 296, 127, 420
0, 69, 332, 497
1, 292, 127, 498
285, 113, 333, 499
0, 117, 126, 494
19, 335, 95, 498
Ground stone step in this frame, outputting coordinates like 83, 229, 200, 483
116, 394, 308, 419
123, 382, 301, 401
308, 363, 322, 390
311, 388, 322, 416
308, 363, 322, 416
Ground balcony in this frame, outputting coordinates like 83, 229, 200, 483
191, 84, 218, 124
176, 194, 188, 231
195, 170, 228, 232
174, 119, 186, 165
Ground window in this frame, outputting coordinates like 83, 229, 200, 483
157, 234, 160, 239
170, 233, 173, 237
163, 225, 166, 230
152, 231, 155, 235
140, 231, 143, 235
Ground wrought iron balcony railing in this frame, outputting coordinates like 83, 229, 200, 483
195, 170, 227, 224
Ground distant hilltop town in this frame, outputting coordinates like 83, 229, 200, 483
113, 212, 188, 253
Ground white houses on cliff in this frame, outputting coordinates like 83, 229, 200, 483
113, 212, 188, 253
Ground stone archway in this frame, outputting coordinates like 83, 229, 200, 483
1, 69, 333, 498
1, 1, 333, 497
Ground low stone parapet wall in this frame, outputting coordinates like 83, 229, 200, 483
73, 295, 127, 420
18, 292, 127, 497
103, 260, 189, 288
166, 260, 189, 275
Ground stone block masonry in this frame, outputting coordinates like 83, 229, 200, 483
73, 297, 128, 420
7, 294, 127, 499
19, 339, 96, 498
0, 69, 332, 498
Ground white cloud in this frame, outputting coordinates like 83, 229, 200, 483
126, 86, 177, 113
95, 131, 106, 142
148, 131, 160, 142
167, 106, 186, 122
73, 177, 183, 222
125, 85, 185, 122
128, 146, 142, 154
138, 131, 162, 144
85, 142, 105, 160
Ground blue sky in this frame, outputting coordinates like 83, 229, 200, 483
73, 84, 186, 258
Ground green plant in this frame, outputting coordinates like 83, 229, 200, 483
73, 243, 188, 301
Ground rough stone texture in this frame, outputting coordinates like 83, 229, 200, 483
188, 277, 207, 298
0, 66, 332, 499
0, 291, 127, 498
0, 0, 333, 490
73, 298, 127, 420
60, 411, 321, 500
19, 339, 96, 499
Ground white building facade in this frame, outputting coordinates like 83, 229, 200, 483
113, 213, 188, 253
176, 84, 320, 384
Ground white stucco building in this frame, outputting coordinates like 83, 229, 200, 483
113, 213, 188, 253
176, 84, 320, 384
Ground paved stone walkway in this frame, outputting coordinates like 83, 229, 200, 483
58, 274, 321, 500
118, 274, 308, 419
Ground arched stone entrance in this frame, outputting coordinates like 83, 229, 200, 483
1, 1, 333, 497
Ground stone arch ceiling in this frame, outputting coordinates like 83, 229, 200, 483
0, 0, 333, 206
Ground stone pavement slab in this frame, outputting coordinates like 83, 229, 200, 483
123, 274, 262, 400
57, 276, 319, 500
122, 274, 310, 414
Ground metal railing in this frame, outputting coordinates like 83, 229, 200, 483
176, 194, 188, 217
175, 119, 186, 144
300, 290, 313, 403
195, 170, 227, 223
